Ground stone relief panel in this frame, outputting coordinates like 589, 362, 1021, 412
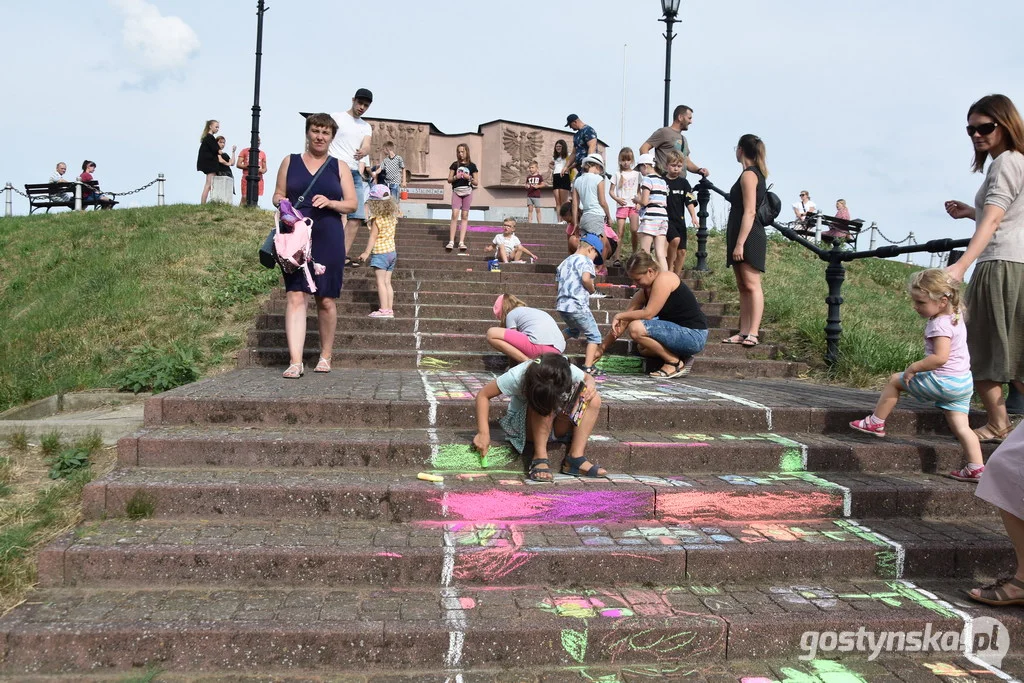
369, 121, 431, 176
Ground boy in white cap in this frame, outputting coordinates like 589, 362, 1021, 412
572, 153, 612, 244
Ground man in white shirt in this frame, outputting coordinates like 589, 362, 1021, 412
792, 190, 817, 224
49, 161, 70, 201
330, 87, 373, 262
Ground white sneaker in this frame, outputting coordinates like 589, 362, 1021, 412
590, 292, 607, 299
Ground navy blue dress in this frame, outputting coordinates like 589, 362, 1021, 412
282, 154, 345, 298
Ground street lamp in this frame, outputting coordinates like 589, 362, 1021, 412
245, 1, 268, 207
660, 0, 681, 127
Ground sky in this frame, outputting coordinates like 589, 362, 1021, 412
2, 0, 1023, 263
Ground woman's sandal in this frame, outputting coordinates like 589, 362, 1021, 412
741, 334, 760, 347
528, 458, 553, 482
722, 334, 746, 345
560, 454, 608, 478
282, 363, 304, 379
967, 576, 1024, 606
650, 359, 689, 379
314, 357, 332, 373
973, 423, 1012, 444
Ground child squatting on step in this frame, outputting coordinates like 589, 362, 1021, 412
486, 294, 566, 363
471, 353, 607, 482
358, 184, 399, 318
849, 268, 983, 481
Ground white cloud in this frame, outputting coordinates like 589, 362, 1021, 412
109, 0, 199, 83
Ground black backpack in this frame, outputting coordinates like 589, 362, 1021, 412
757, 183, 782, 227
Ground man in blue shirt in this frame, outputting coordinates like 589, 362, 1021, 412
564, 114, 598, 178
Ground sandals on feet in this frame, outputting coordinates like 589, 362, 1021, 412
560, 454, 608, 478
974, 423, 1012, 444
650, 359, 690, 379
282, 362, 304, 379
722, 334, 746, 345
741, 334, 760, 347
445, 241, 455, 251
967, 576, 1024, 606
529, 458, 553, 482
458, 242, 468, 251
314, 357, 331, 373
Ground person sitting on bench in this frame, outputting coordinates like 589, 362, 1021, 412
48, 162, 71, 202
78, 160, 115, 210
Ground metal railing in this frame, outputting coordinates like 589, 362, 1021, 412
692, 178, 969, 366
3, 175, 166, 217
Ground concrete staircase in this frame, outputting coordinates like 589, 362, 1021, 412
2, 219, 1020, 681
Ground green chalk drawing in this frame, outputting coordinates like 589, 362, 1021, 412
604, 629, 697, 658
831, 520, 897, 578
595, 355, 645, 374
561, 628, 588, 664
579, 671, 620, 683
432, 443, 518, 471
886, 581, 959, 619
420, 356, 454, 369
672, 433, 712, 440
779, 449, 804, 472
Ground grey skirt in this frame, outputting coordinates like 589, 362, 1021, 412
976, 423, 1024, 519
964, 260, 1024, 383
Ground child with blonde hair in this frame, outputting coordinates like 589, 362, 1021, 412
485, 218, 538, 263
358, 185, 400, 318
486, 294, 566, 363
610, 147, 641, 262
850, 269, 983, 481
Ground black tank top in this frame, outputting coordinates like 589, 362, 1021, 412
654, 278, 707, 330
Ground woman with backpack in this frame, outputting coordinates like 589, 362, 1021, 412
721, 134, 768, 348
272, 113, 358, 378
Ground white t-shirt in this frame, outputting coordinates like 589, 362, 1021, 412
792, 199, 817, 217
492, 234, 521, 252
552, 157, 566, 175
611, 170, 641, 203
328, 111, 373, 171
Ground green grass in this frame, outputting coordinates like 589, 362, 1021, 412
0, 204, 277, 411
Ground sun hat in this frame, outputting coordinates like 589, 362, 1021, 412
368, 184, 391, 200
493, 294, 504, 319
634, 152, 656, 169
582, 153, 605, 170
580, 233, 605, 265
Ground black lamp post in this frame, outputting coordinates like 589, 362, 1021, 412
245, 0, 268, 207
660, 0, 681, 127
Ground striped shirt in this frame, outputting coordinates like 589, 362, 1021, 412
371, 214, 397, 254
641, 174, 669, 221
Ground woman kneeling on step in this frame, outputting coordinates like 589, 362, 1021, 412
594, 251, 707, 379
471, 354, 606, 482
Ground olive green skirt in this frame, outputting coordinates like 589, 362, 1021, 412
964, 260, 1024, 383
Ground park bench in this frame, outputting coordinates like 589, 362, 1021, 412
24, 182, 119, 215
791, 212, 864, 248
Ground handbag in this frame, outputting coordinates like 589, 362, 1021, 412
259, 156, 335, 268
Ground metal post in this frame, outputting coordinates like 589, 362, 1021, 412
245, 0, 267, 207
868, 221, 877, 250
661, 15, 676, 127
157, 173, 165, 206
4, 183, 11, 217
74, 182, 82, 211
824, 254, 846, 367
905, 232, 915, 264
694, 178, 711, 272
814, 214, 822, 242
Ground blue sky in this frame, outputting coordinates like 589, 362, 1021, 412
2, 0, 1022, 259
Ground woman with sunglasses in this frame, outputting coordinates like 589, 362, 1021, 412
945, 95, 1024, 608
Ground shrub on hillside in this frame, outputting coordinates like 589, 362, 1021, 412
111, 342, 200, 394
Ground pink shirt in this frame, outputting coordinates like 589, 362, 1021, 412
925, 314, 970, 377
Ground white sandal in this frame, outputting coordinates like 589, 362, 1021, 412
282, 363, 304, 379
314, 357, 331, 373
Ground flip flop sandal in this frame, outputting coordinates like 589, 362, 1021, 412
560, 454, 607, 478
967, 576, 1024, 606
528, 458, 553, 482
666, 360, 690, 378
649, 368, 673, 378
741, 335, 760, 347
973, 423, 1012, 444
282, 363, 304, 379
722, 334, 746, 345
314, 357, 331, 373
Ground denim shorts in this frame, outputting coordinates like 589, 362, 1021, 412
348, 169, 366, 220
559, 309, 602, 344
369, 251, 397, 272
642, 320, 707, 359
388, 183, 401, 201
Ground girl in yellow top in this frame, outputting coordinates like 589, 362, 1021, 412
359, 185, 400, 318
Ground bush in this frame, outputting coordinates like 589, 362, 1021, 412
47, 447, 90, 480
111, 342, 201, 394
7, 430, 28, 452
40, 430, 63, 458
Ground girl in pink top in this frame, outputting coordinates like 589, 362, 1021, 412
849, 269, 983, 481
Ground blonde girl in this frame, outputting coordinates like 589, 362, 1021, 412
196, 119, 221, 204
850, 269, 982, 481
486, 294, 566, 363
610, 147, 641, 259
359, 185, 401, 318
446, 143, 479, 252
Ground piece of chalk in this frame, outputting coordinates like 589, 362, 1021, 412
456, 473, 487, 480
417, 472, 444, 482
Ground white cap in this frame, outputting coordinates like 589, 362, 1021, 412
635, 152, 656, 169
582, 153, 605, 169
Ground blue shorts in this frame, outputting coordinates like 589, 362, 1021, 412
369, 251, 397, 272
348, 169, 366, 220
388, 183, 401, 201
559, 309, 602, 345
900, 370, 974, 414
642, 320, 708, 359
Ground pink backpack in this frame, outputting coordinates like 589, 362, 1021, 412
274, 199, 325, 293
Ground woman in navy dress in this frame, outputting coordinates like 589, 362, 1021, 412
272, 112, 357, 378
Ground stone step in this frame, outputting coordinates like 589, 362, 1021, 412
239, 348, 804, 379
81, 467, 995, 522
273, 280, 649, 299
117, 426, 992, 475
262, 289, 713, 308
2, 580, 1016, 673
143, 369, 959, 434
39, 517, 1011, 589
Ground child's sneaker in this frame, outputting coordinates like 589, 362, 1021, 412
849, 415, 886, 437
590, 292, 607, 299
369, 309, 394, 318
947, 464, 984, 483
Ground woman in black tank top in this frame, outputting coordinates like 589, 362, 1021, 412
594, 251, 708, 378
723, 134, 769, 348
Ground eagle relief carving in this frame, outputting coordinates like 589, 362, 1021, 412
501, 127, 545, 186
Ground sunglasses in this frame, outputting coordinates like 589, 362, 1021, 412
966, 122, 998, 137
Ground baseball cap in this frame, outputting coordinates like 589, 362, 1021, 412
368, 184, 390, 200
635, 152, 656, 169
492, 294, 504, 319
565, 114, 580, 127
580, 233, 605, 265
354, 88, 373, 102
582, 153, 604, 170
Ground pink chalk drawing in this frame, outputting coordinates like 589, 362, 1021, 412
458, 597, 476, 609
374, 552, 403, 557
451, 522, 534, 582
657, 490, 841, 522
433, 489, 651, 523
623, 442, 710, 448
